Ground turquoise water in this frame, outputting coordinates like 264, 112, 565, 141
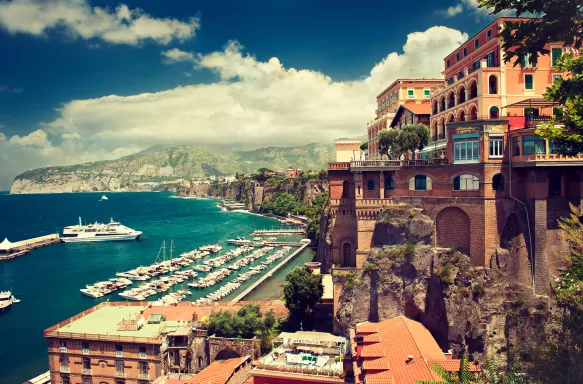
0, 192, 303, 384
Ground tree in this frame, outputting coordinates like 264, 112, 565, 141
305, 192, 329, 242
378, 124, 430, 159
479, 0, 583, 154
261, 192, 298, 216
405, 124, 430, 153
283, 266, 324, 321
360, 141, 369, 151
379, 129, 406, 159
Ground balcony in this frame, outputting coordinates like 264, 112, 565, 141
82, 348, 89, 355
115, 371, 126, 378
328, 162, 350, 171
81, 368, 92, 375
59, 347, 67, 353
140, 352, 147, 359
139, 373, 150, 379
350, 158, 448, 171
116, 351, 123, 357
59, 366, 70, 374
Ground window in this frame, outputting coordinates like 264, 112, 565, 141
115, 344, 123, 357
407, 89, 415, 99
492, 174, 504, 191
553, 74, 562, 83
524, 74, 534, 90
454, 174, 479, 191
475, 38, 480, 49
456, 71, 463, 80
385, 176, 395, 190
485, 52, 495, 67
116, 360, 124, 374
423, 89, 431, 99
367, 180, 375, 191
512, 137, 520, 156
140, 361, 149, 374
489, 106, 499, 118
83, 357, 91, 370
456, 52, 460, 61
82, 342, 89, 355
414, 175, 427, 191
487, 29, 492, 40
447, 59, 451, 68
473, 60, 481, 71
61, 354, 69, 367
524, 108, 539, 120
552, 47, 563, 67
521, 53, 536, 68
489, 75, 498, 94
59, 340, 67, 352
522, 135, 546, 155
62, 378, 70, 384
453, 140, 479, 163
463, 47, 467, 57
139, 346, 147, 358
489, 137, 504, 158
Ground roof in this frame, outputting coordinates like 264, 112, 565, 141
0, 238, 14, 251
503, 97, 560, 109
189, 355, 250, 384
390, 103, 431, 128
24, 371, 51, 384
430, 359, 481, 373
377, 78, 444, 98
352, 316, 463, 384
276, 331, 346, 345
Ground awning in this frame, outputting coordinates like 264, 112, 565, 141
503, 98, 560, 109
0, 238, 14, 251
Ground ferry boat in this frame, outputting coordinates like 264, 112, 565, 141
62, 217, 142, 242
0, 291, 18, 311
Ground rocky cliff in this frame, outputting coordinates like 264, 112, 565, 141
333, 206, 547, 363
10, 143, 334, 194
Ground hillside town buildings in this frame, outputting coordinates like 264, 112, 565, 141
326, 16, 582, 330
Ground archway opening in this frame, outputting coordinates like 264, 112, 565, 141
549, 171, 562, 197
215, 349, 240, 361
489, 106, 499, 119
342, 180, 350, 199
469, 81, 478, 99
436, 207, 470, 255
432, 100, 438, 115
458, 86, 466, 104
342, 242, 355, 267
489, 75, 498, 94
440, 97, 446, 112
459, 110, 466, 122
468, 105, 478, 121
448, 92, 455, 108
492, 173, 504, 191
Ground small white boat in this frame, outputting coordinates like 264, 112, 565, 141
100, 195, 109, 201
0, 291, 17, 310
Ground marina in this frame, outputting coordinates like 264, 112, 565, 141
251, 227, 305, 236
0, 234, 62, 261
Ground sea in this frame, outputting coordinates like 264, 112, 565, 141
0, 192, 314, 384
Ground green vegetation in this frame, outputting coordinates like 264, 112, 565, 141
480, 0, 583, 154
304, 193, 329, 242
206, 304, 279, 353
378, 124, 430, 159
360, 141, 368, 151
261, 192, 299, 217
283, 266, 324, 323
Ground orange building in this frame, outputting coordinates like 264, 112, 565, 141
351, 316, 479, 384
368, 79, 443, 159
324, 17, 582, 332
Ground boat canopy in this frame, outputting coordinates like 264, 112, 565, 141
0, 238, 14, 251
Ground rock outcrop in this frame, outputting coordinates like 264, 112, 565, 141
334, 205, 546, 363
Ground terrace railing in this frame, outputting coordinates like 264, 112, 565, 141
350, 159, 447, 169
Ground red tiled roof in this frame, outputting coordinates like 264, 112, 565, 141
352, 316, 468, 384
360, 349, 385, 358
363, 334, 381, 343
403, 102, 431, 115
356, 323, 378, 334
190, 356, 250, 384
430, 359, 481, 373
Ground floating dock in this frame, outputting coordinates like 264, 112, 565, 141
0, 234, 62, 260
251, 228, 305, 237
230, 240, 310, 303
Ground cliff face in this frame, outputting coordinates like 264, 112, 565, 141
334, 206, 546, 363
10, 143, 334, 194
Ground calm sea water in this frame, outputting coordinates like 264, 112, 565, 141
0, 192, 312, 384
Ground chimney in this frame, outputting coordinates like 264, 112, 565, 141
444, 350, 453, 360
406, 355, 415, 364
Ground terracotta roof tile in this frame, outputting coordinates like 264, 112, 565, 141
362, 357, 390, 370
363, 334, 381, 343
356, 323, 379, 334
431, 359, 481, 373
190, 356, 250, 384
403, 102, 431, 115
360, 349, 385, 358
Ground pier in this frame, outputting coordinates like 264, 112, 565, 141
230, 240, 311, 303
251, 228, 305, 237
0, 234, 62, 260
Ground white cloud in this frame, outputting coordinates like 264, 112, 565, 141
161, 48, 196, 63
0, 131, 5, 139
184, 72, 192, 77
0, 0, 200, 45
440, 0, 517, 20
0, 25, 467, 188
441, 4, 464, 17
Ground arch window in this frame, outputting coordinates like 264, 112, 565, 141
489, 106, 499, 119
458, 87, 466, 104
367, 180, 375, 191
469, 81, 478, 99
409, 175, 431, 191
459, 110, 466, 122
448, 92, 455, 108
492, 174, 504, 191
385, 176, 395, 190
343, 242, 355, 267
342, 180, 350, 199
489, 75, 498, 94
432, 101, 438, 115
440, 97, 446, 112
454, 174, 479, 190
468, 105, 478, 121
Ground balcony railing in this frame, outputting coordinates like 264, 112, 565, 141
59, 366, 70, 374
328, 162, 350, 170
81, 368, 92, 375
350, 159, 448, 168
115, 371, 126, 378
116, 351, 123, 357
139, 352, 147, 358
82, 348, 90, 355
526, 115, 554, 127
139, 373, 150, 379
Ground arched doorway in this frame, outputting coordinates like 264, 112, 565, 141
468, 105, 478, 121
342, 180, 350, 199
458, 110, 466, 122
342, 242, 355, 267
436, 207, 470, 254
489, 106, 499, 119
549, 171, 562, 197
492, 174, 504, 191
215, 349, 240, 360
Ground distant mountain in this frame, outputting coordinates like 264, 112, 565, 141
10, 143, 335, 194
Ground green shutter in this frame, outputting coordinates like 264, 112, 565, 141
525, 74, 533, 89
552, 48, 563, 67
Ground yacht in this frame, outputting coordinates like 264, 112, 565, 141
0, 291, 18, 311
62, 217, 142, 242
100, 195, 109, 201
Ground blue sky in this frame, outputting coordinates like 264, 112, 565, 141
0, 0, 499, 187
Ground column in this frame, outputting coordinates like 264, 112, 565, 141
380, 171, 385, 199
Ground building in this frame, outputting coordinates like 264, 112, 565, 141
45, 301, 287, 384
324, 16, 581, 330
334, 138, 362, 163
250, 331, 348, 384
285, 168, 303, 178
187, 356, 252, 384
368, 79, 444, 159
390, 103, 432, 130
351, 316, 479, 384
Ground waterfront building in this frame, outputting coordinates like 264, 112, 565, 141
350, 316, 479, 384
368, 79, 444, 159
324, 16, 582, 331
45, 301, 287, 384
250, 331, 348, 384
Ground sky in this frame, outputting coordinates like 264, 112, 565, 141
0, 0, 505, 188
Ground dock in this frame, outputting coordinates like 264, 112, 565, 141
230, 240, 310, 303
251, 228, 305, 237
0, 234, 62, 260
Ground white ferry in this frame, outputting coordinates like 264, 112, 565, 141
62, 217, 142, 242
